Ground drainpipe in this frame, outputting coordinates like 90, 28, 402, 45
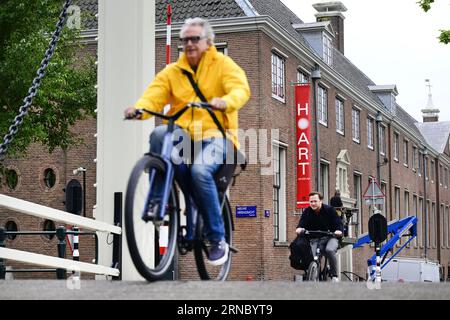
311, 64, 322, 191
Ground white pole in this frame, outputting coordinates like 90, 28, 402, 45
96, 0, 155, 280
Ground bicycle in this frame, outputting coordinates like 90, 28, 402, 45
303, 230, 338, 282
124, 102, 246, 282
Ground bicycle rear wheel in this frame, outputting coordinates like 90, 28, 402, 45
125, 155, 179, 281
307, 261, 320, 282
194, 196, 233, 280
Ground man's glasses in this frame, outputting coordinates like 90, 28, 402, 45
179, 36, 205, 45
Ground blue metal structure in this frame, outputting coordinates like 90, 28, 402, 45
353, 216, 417, 279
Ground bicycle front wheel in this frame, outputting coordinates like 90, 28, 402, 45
194, 196, 233, 281
125, 155, 179, 281
307, 261, 320, 282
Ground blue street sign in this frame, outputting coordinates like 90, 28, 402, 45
236, 206, 257, 218
264, 210, 270, 218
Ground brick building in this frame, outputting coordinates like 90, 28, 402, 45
1, 0, 449, 281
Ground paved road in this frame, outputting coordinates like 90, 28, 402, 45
1, 280, 449, 300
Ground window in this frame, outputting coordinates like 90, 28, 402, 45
353, 173, 362, 235
393, 133, 399, 161
447, 206, 450, 248
394, 186, 400, 221
352, 108, 360, 143
418, 150, 423, 176
44, 168, 56, 188
412, 146, 418, 171
5, 220, 18, 240
381, 182, 387, 216
426, 200, 431, 248
403, 140, 409, 167
439, 164, 443, 186
418, 197, 424, 247
320, 161, 329, 204
412, 195, 418, 247
445, 167, 449, 188
379, 125, 386, 156
318, 86, 328, 126
5, 169, 18, 190
431, 160, 435, 183
43, 220, 56, 240
425, 157, 429, 180
297, 70, 309, 84
441, 204, 445, 249
273, 143, 286, 242
323, 33, 333, 65
271, 52, 285, 101
431, 202, 436, 248
404, 191, 410, 217
367, 118, 374, 149
335, 98, 344, 135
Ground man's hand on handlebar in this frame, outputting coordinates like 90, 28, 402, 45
210, 97, 227, 111
296, 227, 305, 235
334, 230, 343, 238
124, 106, 141, 120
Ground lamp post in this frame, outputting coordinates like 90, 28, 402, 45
311, 64, 322, 191
73, 167, 87, 217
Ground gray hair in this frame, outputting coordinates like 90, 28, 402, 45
180, 17, 215, 45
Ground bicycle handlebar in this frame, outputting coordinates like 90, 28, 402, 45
125, 102, 213, 121
304, 230, 336, 238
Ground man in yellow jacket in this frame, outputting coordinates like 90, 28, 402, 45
124, 17, 250, 266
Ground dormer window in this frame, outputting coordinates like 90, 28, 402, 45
323, 33, 333, 65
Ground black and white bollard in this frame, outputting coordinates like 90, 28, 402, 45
72, 227, 80, 281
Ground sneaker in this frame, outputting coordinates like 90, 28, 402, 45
207, 240, 229, 266
331, 276, 340, 283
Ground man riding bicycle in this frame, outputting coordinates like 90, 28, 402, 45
124, 17, 250, 266
296, 191, 343, 282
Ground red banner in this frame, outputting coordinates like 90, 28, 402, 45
295, 85, 312, 209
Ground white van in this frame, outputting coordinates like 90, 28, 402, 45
381, 257, 441, 282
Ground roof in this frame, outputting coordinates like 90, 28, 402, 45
74, 0, 98, 29
415, 121, 450, 153
155, 0, 247, 23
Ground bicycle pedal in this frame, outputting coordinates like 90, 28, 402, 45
229, 245, 239, 253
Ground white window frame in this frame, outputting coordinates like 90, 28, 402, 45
403, 139, 409, 167
393, 132, 399, 162
394, 186, 401, 222
412, 146, 418, 172
353, 172, 363, 235
272, 142, 287, 243
318, 85, 328, 126
271, 52, 286, 102
367, 117, 374, 150
352, 108, 360, 143
379, 124, 386, 156
297, 70, 309, 84
323, 33, 333, 66
335, 98, 344, 135
419, 197, 424, 248
320, 160, 330, 204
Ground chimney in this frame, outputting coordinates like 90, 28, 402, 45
421, 79, 440, 122
313, 1, 347, 54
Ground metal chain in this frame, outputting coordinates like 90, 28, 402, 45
0, 0, 73, 159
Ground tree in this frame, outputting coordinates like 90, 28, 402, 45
0, 0, 97, 159
418, 0, 450, 44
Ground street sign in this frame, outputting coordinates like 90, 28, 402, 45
236, 206, 257, 218
363, 179, 385, 205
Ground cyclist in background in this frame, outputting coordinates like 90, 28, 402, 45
124, 17, 250, 266
296, 191, 343, 282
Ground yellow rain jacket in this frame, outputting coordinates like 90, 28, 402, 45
135, 45, 250, 148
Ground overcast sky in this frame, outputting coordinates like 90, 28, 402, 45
280, 0, 450, 122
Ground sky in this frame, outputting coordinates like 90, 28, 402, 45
280, 0, 450, 122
